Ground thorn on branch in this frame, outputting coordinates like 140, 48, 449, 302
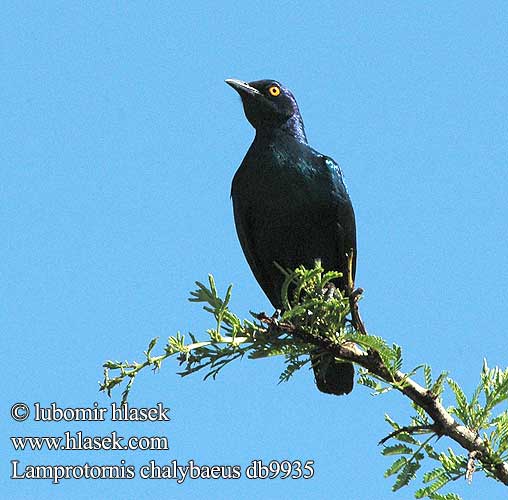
378, 424, 439, 446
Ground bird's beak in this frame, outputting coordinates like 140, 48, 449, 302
225, 78, 261, 97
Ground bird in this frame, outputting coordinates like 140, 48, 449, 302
226, 78, 357, 395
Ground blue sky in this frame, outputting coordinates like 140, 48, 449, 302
3, 2, 507, 499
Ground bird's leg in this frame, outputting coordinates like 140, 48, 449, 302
252, 311, 268, 339
267, 308, 280, 333
253, 310, 280, 337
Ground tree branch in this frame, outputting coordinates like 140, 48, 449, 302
101, 264, 508, 496
255, 313, 508, 486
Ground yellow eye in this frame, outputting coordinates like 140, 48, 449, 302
268, 85, 281, 97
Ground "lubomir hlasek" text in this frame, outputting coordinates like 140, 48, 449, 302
32, 402, 170, 422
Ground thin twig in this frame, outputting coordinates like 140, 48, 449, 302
346, 251, 367, 335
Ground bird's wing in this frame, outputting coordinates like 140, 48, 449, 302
322, 155, 357, 283
232, 196, 278, 304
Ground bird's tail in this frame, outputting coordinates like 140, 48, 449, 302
311, 350, 354, 395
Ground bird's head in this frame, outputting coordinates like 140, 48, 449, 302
225, 78, 307, 142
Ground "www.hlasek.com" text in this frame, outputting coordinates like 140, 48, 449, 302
11, 431, 169, 451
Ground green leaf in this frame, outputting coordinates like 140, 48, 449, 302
392, 460, 421, 492
424, 364, 432, 388
394, 432, 419, 445
431, 371, 449, 397
447, 378, 468, 421
384, 456, 408, 477
423, 467, 447, 484
382, 444, 414, 456
428, 493, 462, 500
416, 472, 449, 497
103, 360, 122, 369
145, 337, 159, 358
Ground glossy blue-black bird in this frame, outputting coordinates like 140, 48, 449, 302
226, 78, 357, 395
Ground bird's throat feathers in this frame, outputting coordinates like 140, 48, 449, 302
255, 113, 308, 144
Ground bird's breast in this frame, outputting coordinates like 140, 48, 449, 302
235, 148, 337, 215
